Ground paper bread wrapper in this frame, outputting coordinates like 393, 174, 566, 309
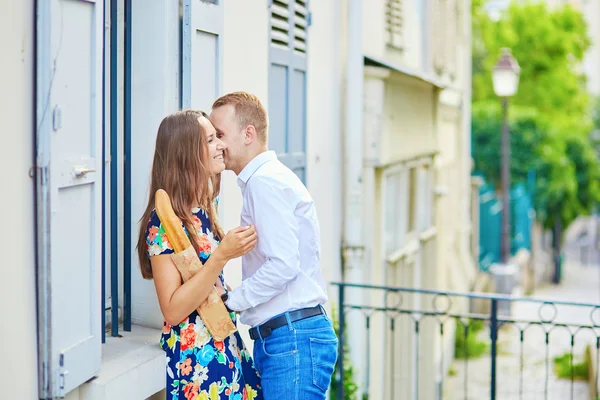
155, 189, 236, 341
170, 247, 237, 340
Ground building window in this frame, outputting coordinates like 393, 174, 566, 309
269, 0, 309, 181
384, 169, 410, 255
401, 165, 434, 245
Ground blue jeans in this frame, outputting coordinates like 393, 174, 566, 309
253, 311, 338, 399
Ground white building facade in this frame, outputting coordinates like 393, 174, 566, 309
348, 1, 475, 399
1, 1, 474, 399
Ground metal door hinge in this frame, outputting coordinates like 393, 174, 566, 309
58, 353, 69, 398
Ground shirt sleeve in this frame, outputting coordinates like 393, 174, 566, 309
226, 176, 301, 312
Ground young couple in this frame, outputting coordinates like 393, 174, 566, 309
136, 92, 338, 400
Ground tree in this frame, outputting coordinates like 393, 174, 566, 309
591, 97, 600, 155
471, 1, 600, 281
471, 102, 546, 187
471, 102, 579, 230
471, 102, 600, 281
473, 2, 591, 133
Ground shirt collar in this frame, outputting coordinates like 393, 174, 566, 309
237, 150, 277, 189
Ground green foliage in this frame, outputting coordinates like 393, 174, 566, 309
471, 102, 546, 186
471, 1, 600, 232
539, 135, 600, 227
329, 305, 359, 400
472, 1, 591, 133
471, 102, 600, 229
454, 319, 489, 359
553, 352, 589, 380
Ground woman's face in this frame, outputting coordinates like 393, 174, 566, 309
199, 116, 226, 175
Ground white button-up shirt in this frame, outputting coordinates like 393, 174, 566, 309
226, 151, 328, 327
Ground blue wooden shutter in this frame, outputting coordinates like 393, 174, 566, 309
269, 0, 309, 182
182, 0, 224, 111
36, 0, 104, 397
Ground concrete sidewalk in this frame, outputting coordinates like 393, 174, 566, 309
447, 261, 600, 400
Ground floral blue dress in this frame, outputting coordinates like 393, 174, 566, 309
146, 207, 263, 400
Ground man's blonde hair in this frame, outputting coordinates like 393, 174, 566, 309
212, 92, 268, 145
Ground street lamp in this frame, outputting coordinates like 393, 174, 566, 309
492, 48, 520, 263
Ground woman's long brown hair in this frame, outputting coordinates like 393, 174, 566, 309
137, 110, 224, 279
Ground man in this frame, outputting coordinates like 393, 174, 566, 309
210, 92, 337, 399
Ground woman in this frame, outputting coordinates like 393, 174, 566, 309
136, 110, 263, 400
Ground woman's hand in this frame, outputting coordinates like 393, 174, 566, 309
214, 225, 257, 262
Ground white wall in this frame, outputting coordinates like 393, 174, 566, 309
362, 0, 386, 58
0, 0, 38, 399
306, 0, 344, 295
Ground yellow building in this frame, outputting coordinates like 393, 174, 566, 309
338, 1, 477, 398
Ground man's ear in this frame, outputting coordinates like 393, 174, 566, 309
243, 125, 257, 145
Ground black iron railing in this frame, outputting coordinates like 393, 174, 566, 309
332, 282, 600, 400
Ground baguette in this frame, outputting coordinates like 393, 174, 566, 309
155, 189, 237, 341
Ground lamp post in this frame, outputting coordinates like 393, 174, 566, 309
492, 48, 520, 263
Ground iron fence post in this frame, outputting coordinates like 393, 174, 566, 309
338, 285, 345, 400
490, 298, 498, 400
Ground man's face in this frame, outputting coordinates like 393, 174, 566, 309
210, 104, 245, 172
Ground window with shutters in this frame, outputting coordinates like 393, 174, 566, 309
269, 0, 309, 182
385, 0, 404, 49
